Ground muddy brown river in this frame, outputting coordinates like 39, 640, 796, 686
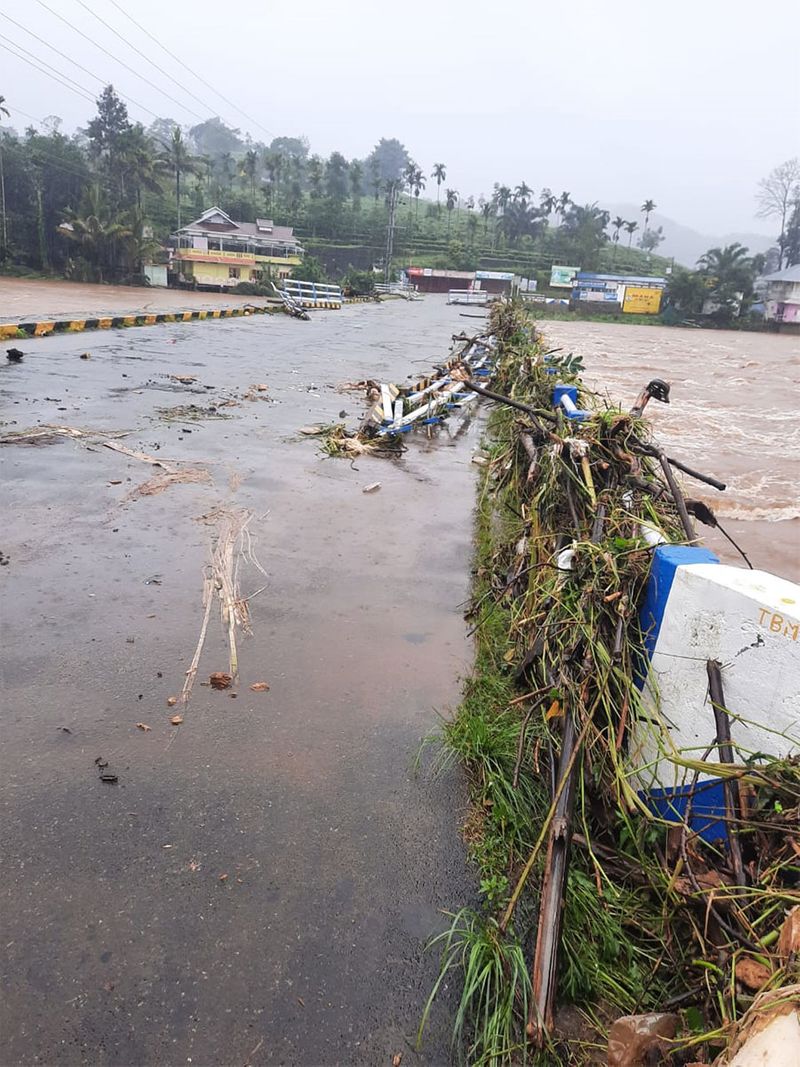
1, 298, 797, 1066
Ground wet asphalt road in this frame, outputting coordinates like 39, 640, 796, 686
0, 298, 482, 1065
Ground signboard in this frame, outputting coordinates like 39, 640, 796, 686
550, 265, 579, 288
623, 286, 663, 314
475, 270, 514, 281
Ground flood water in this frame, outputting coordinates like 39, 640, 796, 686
543, 320, 800, 580
1, 300, 797, 1066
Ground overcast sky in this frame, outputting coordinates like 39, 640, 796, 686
2, 0, 798, 236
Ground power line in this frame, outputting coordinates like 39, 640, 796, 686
71, 0, 226, 126
0, 36, 97, 106
101, 0, 275, 142
32, 0, 208, 123
0, 10, 160, 122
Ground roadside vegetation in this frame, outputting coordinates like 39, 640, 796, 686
417, 301, 800, 1064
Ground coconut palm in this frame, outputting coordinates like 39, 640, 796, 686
59, 191, 133, 282
480, 198, 494, 236
540, 187, 557, 216
611, 215, 625, 261
432, 162, 446, 212
240, 149, 259, 214
159, 128, 202, 230
493, 184, 512, 215
641, 199, 657, 232
413, 167, 426, 219
514, 181, 532, 206
557, 191, 572, 220
445, 188, 458, 239
624, 220, 639, 247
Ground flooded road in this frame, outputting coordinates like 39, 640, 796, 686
1, 299, 797, 1066
1, 298, 479, 1065
542, 320, 800, 580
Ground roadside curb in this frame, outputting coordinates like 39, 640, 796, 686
0, 303, 282, 341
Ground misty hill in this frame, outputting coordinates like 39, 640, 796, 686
605, 203, 776, 267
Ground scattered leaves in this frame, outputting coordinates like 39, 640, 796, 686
170, 714, 184, 726
250, 681, 270, 692
166, 696, 178, 707
545, 699, 563, 721
209, 672, 232, 690
135, 722, 151, 732
734, 957, 771, 990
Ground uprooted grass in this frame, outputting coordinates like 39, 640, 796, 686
418, 299, 800, 1065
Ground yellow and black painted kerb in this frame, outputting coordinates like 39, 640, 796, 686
0, 303, 284, 342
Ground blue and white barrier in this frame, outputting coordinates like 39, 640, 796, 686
631, 545, 800, 842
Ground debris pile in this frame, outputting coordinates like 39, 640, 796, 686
420, 300, 800, 1065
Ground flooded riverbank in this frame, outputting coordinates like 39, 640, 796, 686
542, 319, 800, 580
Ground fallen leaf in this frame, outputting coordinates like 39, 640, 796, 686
209, 672, 232, 690
188, 860, 200, 872
735, 957, 771, 990
135, 722, 151, 732
545, 699, 563, 721
219, 873, 228, 882
170, 714, 184, 726
108, 479, 122, 486
166, 696, 178, 707
250, 681, 270, 692
392, 1055, 403, 1067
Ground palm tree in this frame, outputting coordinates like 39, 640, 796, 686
413, 167, 426, 219
159, 128, 202, 230
540, 187, 557, 216
624, 220, 639, 247
641, 199, 657, 232
240, 149, 259, 214
557, 191, 572, 221
0, 95, 9, 118
59, 191, 133, 282
403, 160, 417, 217
445, 188, 458, 239
493, 184, 512, 215
697, 243, 753, 288
432, 162, 446, 212
514, 181, 532, 205
611, 215, 625, 261
480, 198, 493, 236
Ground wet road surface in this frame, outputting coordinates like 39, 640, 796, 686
0, 277, 272, 321
2, 301, 797, 1066
1, 298, 480, 1065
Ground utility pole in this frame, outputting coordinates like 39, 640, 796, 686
384, 180, 398, 283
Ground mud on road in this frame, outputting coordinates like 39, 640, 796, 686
0, 298, 479, 1066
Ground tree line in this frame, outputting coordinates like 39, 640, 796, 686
1, 88, 797, 290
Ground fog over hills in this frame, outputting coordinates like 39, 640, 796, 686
605, 204, 776, 268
